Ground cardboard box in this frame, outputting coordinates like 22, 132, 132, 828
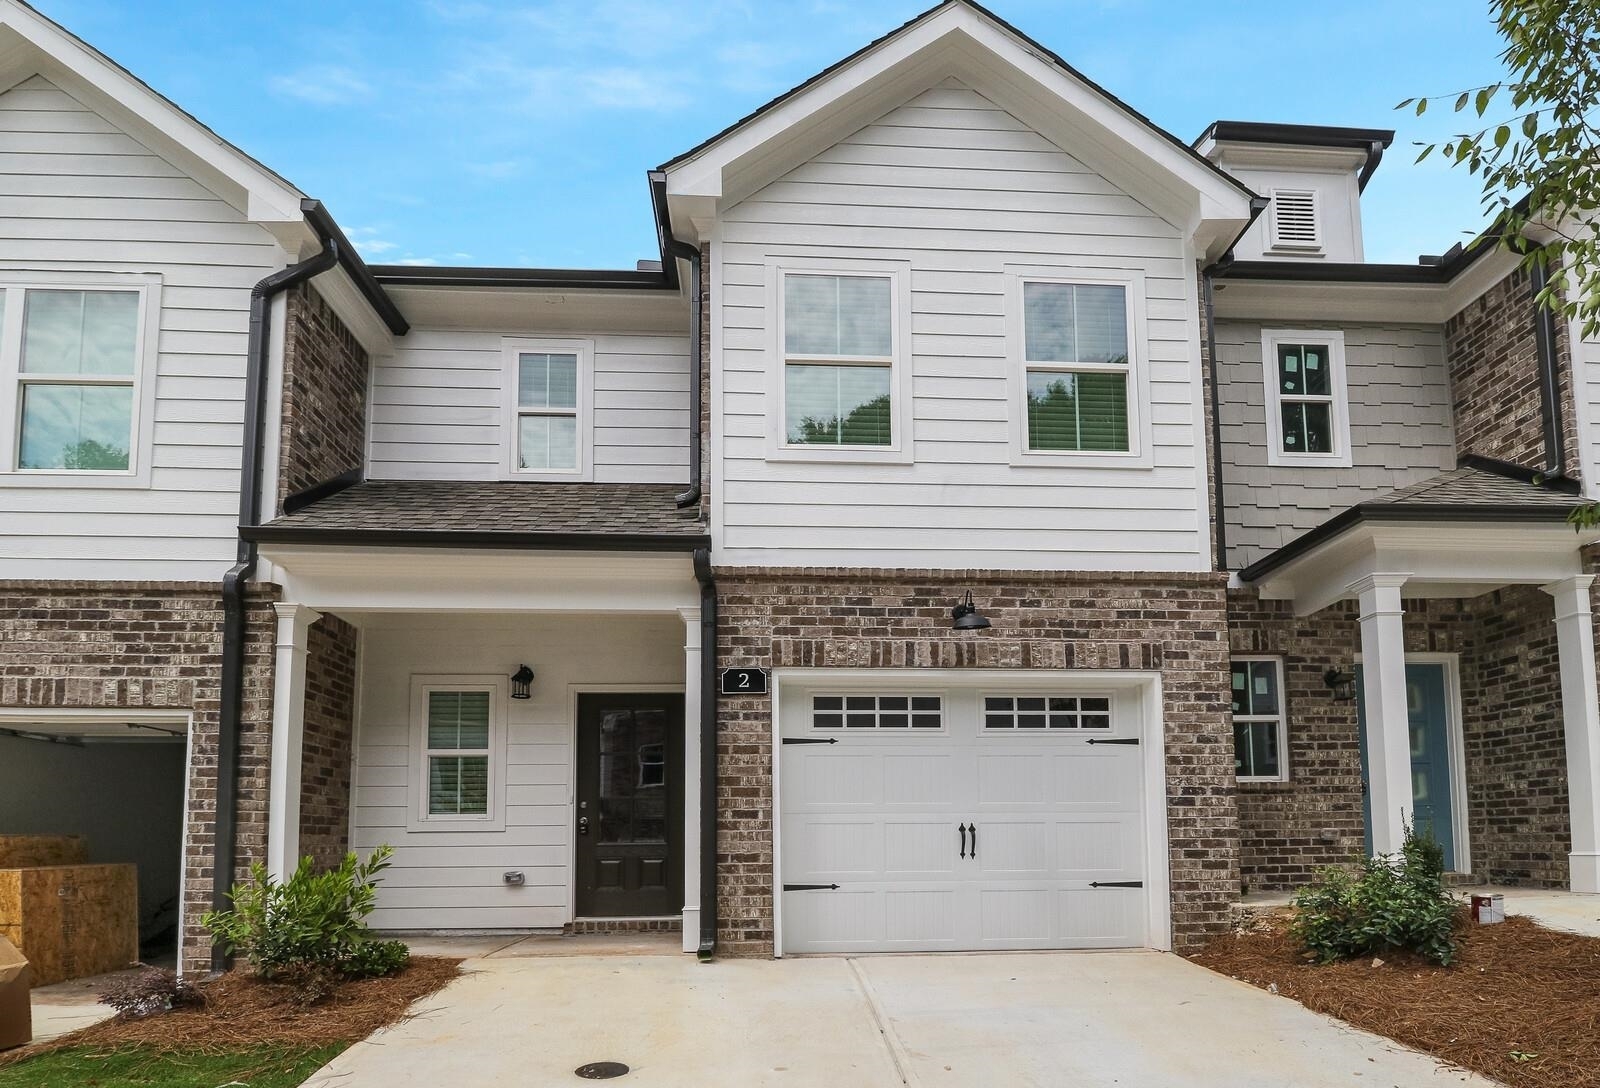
0, 936, 29, 1051
1471, 893, 1506, 924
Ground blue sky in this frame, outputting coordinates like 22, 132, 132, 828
34, 0, 1513, 268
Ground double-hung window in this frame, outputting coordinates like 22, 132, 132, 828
411, 677, 504, 830
1009, 270, 1145, 464
1261, 329, 1350, 467
0, 276, 157, 483
1231, 657, 1287, 782
502, 338, 592, 480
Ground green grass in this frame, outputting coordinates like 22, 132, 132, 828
0, 1043, 345, 1088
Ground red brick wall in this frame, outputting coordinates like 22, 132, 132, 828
0, 582, 278, 976
715, 568, 1237, 954
277, 283, 370, 511
298, 614, 359, 871
1229, 585, 1570, 891
1445, 264, 1579, 476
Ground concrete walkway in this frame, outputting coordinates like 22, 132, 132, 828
1491, 887, 1600, 937
303, 948, 1496, 1088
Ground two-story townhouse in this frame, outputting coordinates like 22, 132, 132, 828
5, 0, 1600, 980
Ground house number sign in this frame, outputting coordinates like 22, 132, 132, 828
719, 668, 770, 696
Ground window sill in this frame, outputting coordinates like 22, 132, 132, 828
766, 444, 913, 466
406, 814, 507, 834
1236, 775, 1291, 785
1009, 449, 1154, 470
1265, 450, 1353, 470
0, 469, 151, 489
502, 468, 594, 483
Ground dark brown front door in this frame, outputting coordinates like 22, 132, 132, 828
575, 693, 683, 917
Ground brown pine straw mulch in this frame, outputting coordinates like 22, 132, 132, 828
1189, 911, 1600, 1088
0, 956, 462, 1065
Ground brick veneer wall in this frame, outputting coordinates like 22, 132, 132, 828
0, 582, 278, 976
1446, 264, 1580, 477
297, 614, 359, 871
1229, 585, 1570, 891
714, 568, 1237, 954
277, 283, 370, 511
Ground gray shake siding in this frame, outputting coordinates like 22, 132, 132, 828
1215, 321, 1456, 569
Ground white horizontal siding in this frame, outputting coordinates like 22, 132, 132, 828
0, 76, 285, 580
368, 327, 691, 482
713, 81, 1206, 570
353, 613, 686, 932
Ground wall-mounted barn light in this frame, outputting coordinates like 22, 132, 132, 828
951, 591, 991, 632
511, 664, 536, 700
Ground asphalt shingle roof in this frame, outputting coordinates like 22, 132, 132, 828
249, 480, 705, 546
1372, 465, 1578, 507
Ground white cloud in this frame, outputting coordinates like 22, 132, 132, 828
268, 65, 373, 106
390, 256, 443, 266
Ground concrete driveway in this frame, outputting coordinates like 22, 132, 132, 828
304, 947, 1495, 1088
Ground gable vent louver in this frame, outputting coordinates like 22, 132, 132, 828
1269, 189, 1321, 251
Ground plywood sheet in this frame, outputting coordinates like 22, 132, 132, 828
0, 835, 88, 868
0, 864, 138, 985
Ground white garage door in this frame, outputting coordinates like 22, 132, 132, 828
778, 681, 1150, 954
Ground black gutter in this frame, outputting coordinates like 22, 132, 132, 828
241, 526, 709, 552
1213, 260, 1460, 285
300, 200, 410, 335
649, 171, 704, 510
1197, 120, 1395, 152
1529, 255, 1568, 478
1356, 138, 1385, 194
370, 264, 675, 291
692, 548, 717, 959
1237, 500, 1579, 583
214, 229, 341, 973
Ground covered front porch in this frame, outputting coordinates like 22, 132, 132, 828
1236, 462, 1600, 892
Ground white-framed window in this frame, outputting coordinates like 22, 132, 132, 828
1261, 329, 1351, 468
409, 676, 506, 831
501, 337, 593, 481
1231, 657, 1287, 782
1006, 267, 1150, 467
1268, 188, 1321, 253
982, 694, 1112, 730
767, 258, 912, 463
811, 693, 943, 729
0, 272, 160, 487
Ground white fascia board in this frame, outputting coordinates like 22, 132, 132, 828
0, 2, 303, 223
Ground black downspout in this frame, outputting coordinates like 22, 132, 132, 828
1202, 270, 1227, 572
692, 547, 717, 958
669, 237, 703, 509
1529, 255, 1567, 479
1356, 138, 1385, 193
211, 233, 340, 973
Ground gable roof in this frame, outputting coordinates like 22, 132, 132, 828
658, 0, 1256, 255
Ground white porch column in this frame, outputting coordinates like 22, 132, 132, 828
1542, 575, 1600, 892
679, 605, 703, 953
267, 603, 321, 881
1353, 573, 1413, 857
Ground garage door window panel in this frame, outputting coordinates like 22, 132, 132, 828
983, 695, 1112, 730
812, 694, 942, 730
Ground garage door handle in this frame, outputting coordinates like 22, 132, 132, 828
783, 883, 840, 891
967, 823, 976, 858
958, 823, 967, 858
1089, 881, 1144, 889
782, 737, 838, 745
1086, 737, 1139, 745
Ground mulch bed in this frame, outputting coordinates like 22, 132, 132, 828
0, 956, 462, 1066
1189, 911, 1600, 1088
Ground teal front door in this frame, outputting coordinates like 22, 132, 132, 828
1355, 662, 1456, 869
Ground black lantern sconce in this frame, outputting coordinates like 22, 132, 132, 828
511, 664, 535, 700
1324, 668, 1355, 702
951, 590, 991, 631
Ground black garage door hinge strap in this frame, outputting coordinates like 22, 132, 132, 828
1089, 880, 1144, 888
782, 737, 839, 745
1086, 737, 1139, 745
783, 883, 840, 891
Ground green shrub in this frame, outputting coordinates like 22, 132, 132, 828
201, 846, 410, 1001
1290, 825, 1459, 966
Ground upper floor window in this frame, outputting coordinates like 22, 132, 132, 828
1231, 657, 1287, 782
769, 259, 910, 463
1261, 329, 1351, 468
1267, 188, 1321, 253
0, 275, 158, 485
502, 337, 593, 481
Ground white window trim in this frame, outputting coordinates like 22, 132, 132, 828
0, 270, 161, 488
1232, 655, 1289, 783
1267, 187, 1323, 254
765, 256, 913, 464
408, 674, 508, 832
1005, 265, 1153, 469
500, 336, 594, 481
1261, 328, 1352, 468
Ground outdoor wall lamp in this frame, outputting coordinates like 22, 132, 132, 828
1324, 668, 1355, 702
511, 664, 535, 700
951, 591, 991, 631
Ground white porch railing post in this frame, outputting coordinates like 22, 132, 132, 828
679, 605, 703, 952
267, 603, 321, 881
1542, 574, 1600, 893
1352, 573, 1413, 857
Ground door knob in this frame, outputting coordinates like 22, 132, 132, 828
578, 816, 590, 836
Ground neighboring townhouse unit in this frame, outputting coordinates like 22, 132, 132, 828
2, 0, 1599, 978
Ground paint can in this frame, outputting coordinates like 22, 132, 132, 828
1471, 893, 1505, 924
